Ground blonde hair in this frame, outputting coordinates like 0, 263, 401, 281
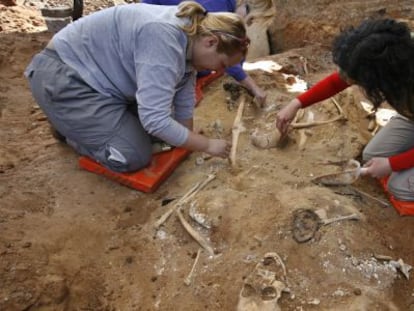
176, 1, 249, 56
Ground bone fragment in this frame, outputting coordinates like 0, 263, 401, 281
292, 108, 305, 124
367, 119, 376, 131
176, 209, 215, 256
373, 254, 393, 261
299, 56, 308, 75
321, 213, 360, 226
389, 258, 412, 279
266, 252, 287, 278
297, 130, 309, 151
372, 124, 380, 135
374, 255, 413, 279
291, 97, 346, 129
291, 114, 345, 129
297, 111, 314, 151
230, 96, 246, 167
184, 248, 202, 286
331, 98, 345, 116
154, 173, 216, 228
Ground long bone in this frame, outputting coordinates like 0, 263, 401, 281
154, 173, 216, 229
176, 209, 215, 256
291, 98, 346, 129
229, 96, 246, 167
184, 248, 203, 286
321, 213, 360, 226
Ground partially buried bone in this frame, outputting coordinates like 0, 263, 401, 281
292, 208, 360, 243
176, 208, 214, 256
154, 173, 216, 228
389, 258, 412, 280
320, 213, 360, 226
250, 129, 281, 149
237, 253, 287, 311
230, 96, 246, 167
184, 248, 202, 286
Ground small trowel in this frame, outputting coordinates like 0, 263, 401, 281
312, 159, 368, 186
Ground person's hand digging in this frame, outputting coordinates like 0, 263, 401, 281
276, 98, 302, 136
206, 139, 231, 158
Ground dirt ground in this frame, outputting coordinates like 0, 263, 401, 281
1, 1, 414, 310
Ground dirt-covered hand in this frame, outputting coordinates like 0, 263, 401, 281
276, 98, 302, 135
363, 157, 392, 178
205, 139, 231, 158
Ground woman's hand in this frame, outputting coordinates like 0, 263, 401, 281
181, 131, 231, 158
240, 76, 267, 107
362, 157, 392, 178
276, 98, 302, 136
205, 139, 232, 158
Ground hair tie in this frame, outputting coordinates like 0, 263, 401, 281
203, 10, 208, 17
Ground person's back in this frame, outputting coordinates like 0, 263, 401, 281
141, 0, 237, 13
52, 4, 188, 100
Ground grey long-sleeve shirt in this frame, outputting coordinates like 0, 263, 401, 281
52, 3, 195, 146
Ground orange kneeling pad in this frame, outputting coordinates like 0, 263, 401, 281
79, 148, 191, 193
379, 176, 414, 216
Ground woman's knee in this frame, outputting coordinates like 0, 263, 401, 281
387, 173, 414, 201
103, 144, 152, 173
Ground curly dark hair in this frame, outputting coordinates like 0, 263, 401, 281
332, 18, 414, 119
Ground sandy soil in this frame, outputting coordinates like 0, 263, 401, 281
1, 1, 414, 310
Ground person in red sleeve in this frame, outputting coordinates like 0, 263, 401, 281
276, 18, 414, 202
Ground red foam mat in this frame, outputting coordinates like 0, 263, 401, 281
79, 148, 191, 193
379, 176, 414, 216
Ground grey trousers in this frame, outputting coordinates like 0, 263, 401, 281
363, 115, 414, 201
25, 49, 152, 172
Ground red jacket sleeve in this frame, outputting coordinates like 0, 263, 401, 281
389, 149, 414, 171
297, 72, 350, 107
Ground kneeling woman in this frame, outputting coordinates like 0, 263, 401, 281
25, 1, 250, 172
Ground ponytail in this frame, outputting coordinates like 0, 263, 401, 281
176, 1, 207, 36
176, 1, 249, 56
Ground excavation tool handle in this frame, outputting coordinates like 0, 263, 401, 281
72, 0, 83, 21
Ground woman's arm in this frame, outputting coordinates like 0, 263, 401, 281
276, 72, 350, 134
297, 71, 350, 107
225, 64, 267, 106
